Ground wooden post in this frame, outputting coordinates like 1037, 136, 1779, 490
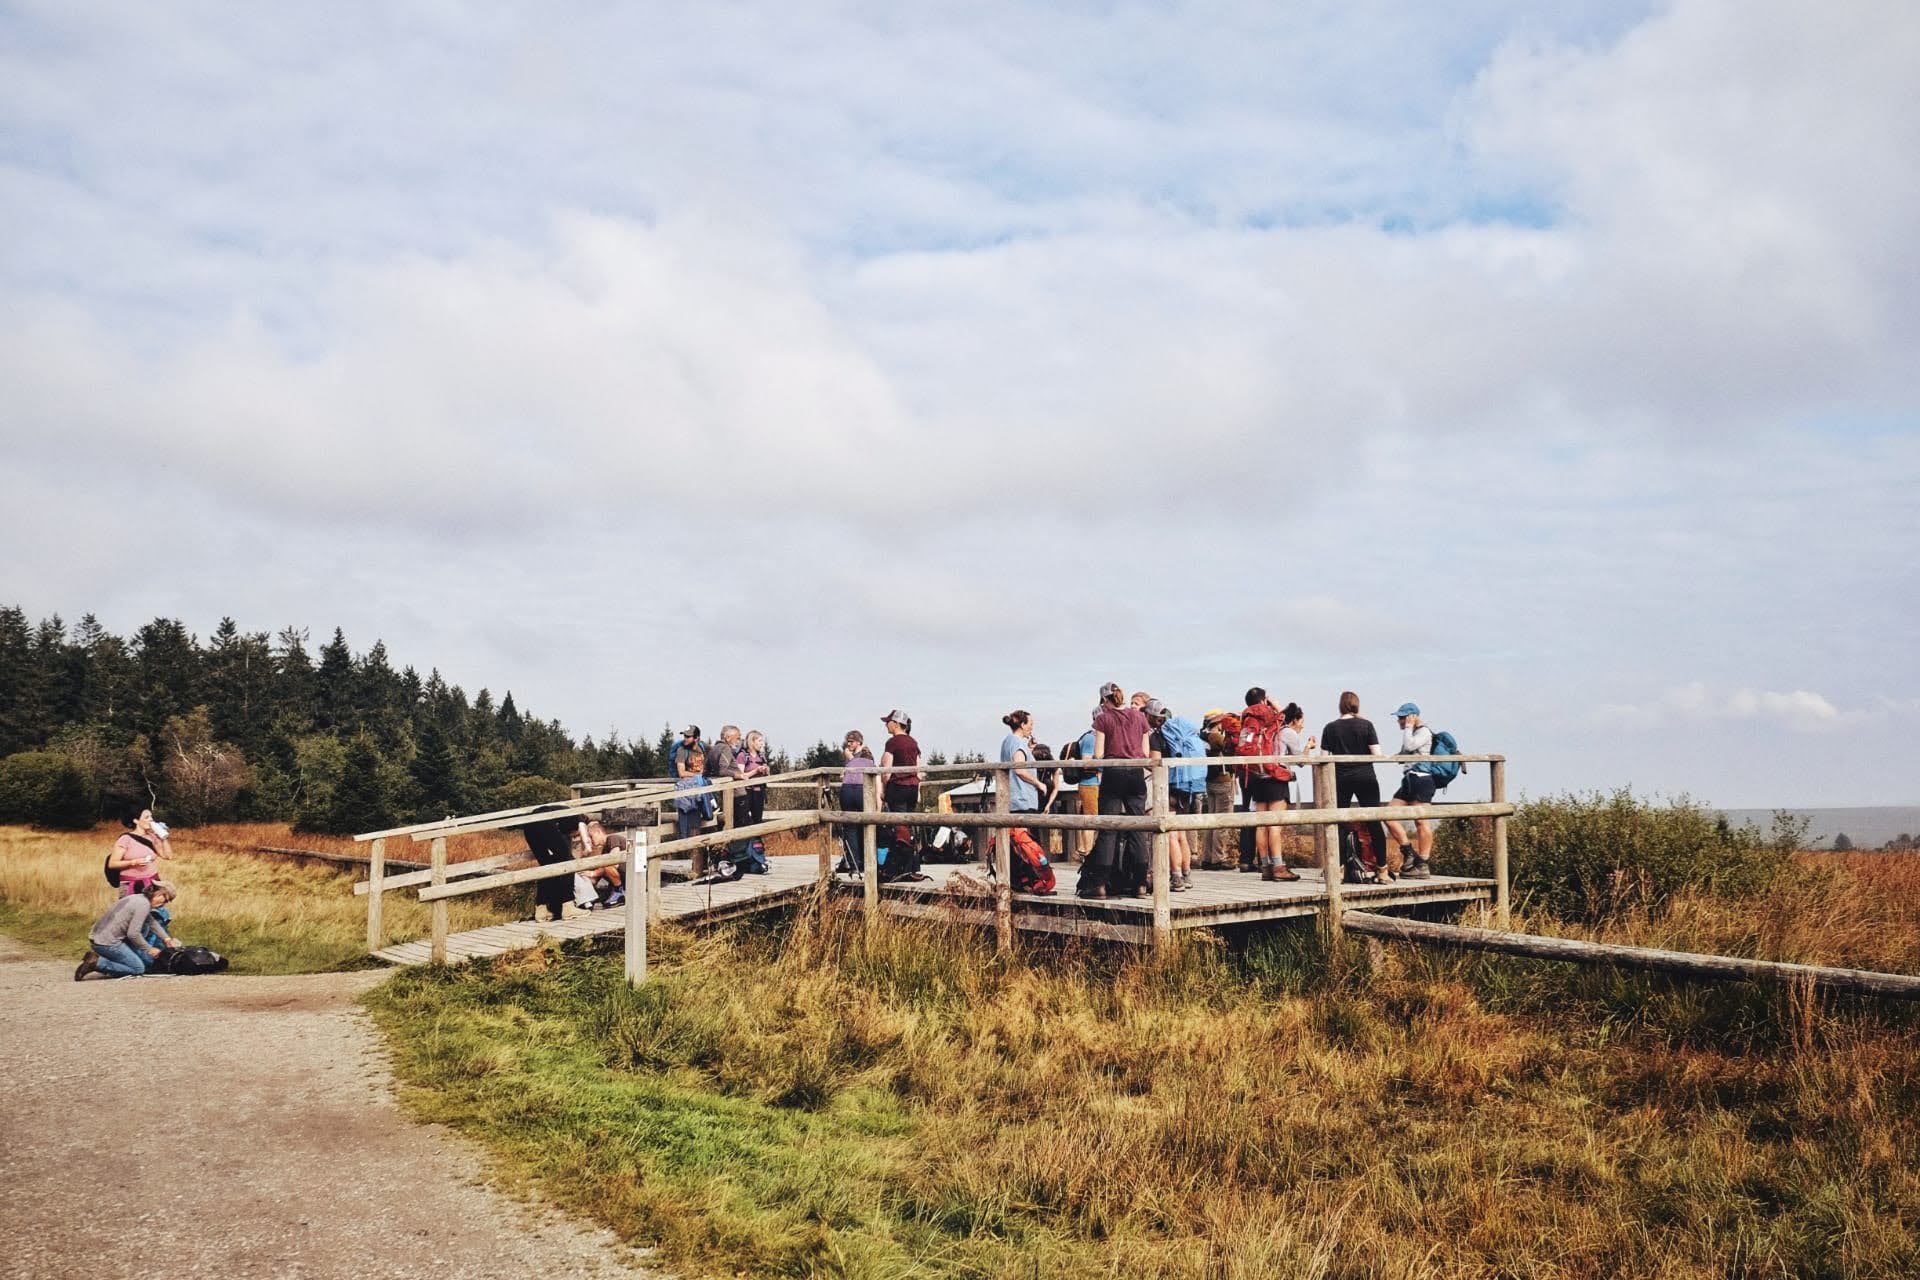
1150, 760, 1171, 948
1490, 758, 1510, 930
993, 768, 1013, 953
428, 835, 448, 965
366, 837, 385, 955
862, 771, 881, 922
722, 781, 736, 832
646, 847, 663, 926
1314, 762, 1342, 936
624, 828, 646, 986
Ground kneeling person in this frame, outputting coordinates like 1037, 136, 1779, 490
78, 880, 175, 980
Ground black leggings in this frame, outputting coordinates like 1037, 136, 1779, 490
1079, 767, 1149, 893
1336, 770, 1387, 869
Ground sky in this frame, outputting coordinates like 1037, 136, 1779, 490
2, 0, 1916, 808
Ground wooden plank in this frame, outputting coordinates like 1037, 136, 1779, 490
1491, 759, 1511, 929
1342, 911, 1920, 1001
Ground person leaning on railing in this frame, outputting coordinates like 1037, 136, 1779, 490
737, 730, 772, 828
836, 731, 875, 872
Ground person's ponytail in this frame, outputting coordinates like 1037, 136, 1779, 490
1002, 709, 1031, 731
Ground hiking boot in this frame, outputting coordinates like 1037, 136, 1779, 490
1401, 857, 1432, 880
74, 953, 98, 981
1076, 884, 1109, 900
1170, 875, 1189, 893
604, 890, 625, 908
1268, 864, 1302, 882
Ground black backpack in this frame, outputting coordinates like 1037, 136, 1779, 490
1061, 738, 1092, 786
155, 945, 229, 975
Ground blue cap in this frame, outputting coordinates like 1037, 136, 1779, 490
1393, 702, 1421, 718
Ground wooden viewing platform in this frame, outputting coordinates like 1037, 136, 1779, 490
354, 751, 1516, 979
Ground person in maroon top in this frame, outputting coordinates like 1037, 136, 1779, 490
1076, 681, 1152, 899
878, 710, 921, 813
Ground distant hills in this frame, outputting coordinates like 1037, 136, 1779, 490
1718, 807, 1920, 851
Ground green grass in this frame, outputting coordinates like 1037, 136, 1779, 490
365, 893, 1920, 1280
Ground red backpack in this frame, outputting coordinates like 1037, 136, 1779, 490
1008, 828, 1057, 894
1235, 703, 1293, 783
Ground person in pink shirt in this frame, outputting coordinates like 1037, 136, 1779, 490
108, 809, 173, 895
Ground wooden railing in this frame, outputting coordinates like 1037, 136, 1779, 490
357, 753, 1510, 982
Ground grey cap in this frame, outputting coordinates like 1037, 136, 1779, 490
1143, 698, 1170, 721
1098, 681, 1122, 701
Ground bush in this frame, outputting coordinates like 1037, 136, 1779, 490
489, 775, 571, 810
0, 751, 100, 828
1436, 788, 1794, 921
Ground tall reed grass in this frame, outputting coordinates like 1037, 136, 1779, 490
368, 853, 1920, 1279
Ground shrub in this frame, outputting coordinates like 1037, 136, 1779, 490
0, 751, 99, 828
489, 775, 571, 809
1436, 788, 1793, 921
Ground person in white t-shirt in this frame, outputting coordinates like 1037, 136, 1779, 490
1385, 702, 1437, 878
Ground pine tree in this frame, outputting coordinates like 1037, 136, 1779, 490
272, 626, 317, 732
0, 606, 35, 754
314, 628, 354, 731
327, 734, 394, 834
408, 720, 465, 820
131, 618, 199, 739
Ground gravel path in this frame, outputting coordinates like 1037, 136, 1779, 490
0, 935, 661, 1280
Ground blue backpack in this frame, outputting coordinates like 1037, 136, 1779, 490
1158, 716, 1209, 792
1424, 729, 1462, 786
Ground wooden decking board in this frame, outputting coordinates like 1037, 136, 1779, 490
374, 856, 1494, 966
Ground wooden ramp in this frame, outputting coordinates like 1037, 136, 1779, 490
372, 856, 820, 966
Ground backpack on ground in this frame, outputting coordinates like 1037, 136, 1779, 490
1234, 706, 1293, 783
1424, 730, 1463, 786
1060, 737, 1092, 786
154, 945, 229, 975
729, 837, 769, 875
1007, 828, 1057, 894
878, 826, 926, 882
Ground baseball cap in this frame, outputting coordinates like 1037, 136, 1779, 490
1393, 702, 1421, 719
1098, 681, 1123, 701
881, 709, 910, 727
1202, 707, 1226, 723
1143, 698, 1170, 720
681, 724, 701, 738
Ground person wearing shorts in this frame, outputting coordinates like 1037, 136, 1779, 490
1385, 702, 1438, 878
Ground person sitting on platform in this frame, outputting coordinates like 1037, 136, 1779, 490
574, 819, 626, 908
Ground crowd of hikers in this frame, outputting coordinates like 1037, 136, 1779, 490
76, 808, 227, 980
818, 688, 1461, 900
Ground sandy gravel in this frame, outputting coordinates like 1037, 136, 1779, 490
0, 935, 661, 1280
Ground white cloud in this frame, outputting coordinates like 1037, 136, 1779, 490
1, 0, 1916, 806
1596, 684, 1850, 733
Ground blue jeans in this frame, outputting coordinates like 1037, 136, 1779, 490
92, 940, 149, 977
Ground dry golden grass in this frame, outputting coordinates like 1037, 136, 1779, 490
0, 823, 522, 972
369, 853, 1920, 1279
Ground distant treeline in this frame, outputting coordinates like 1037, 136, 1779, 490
0, 606, 687, 833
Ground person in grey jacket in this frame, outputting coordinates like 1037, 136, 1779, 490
77, 880, 176, 979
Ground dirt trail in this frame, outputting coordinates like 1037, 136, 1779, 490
0, 935, 660, 1280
